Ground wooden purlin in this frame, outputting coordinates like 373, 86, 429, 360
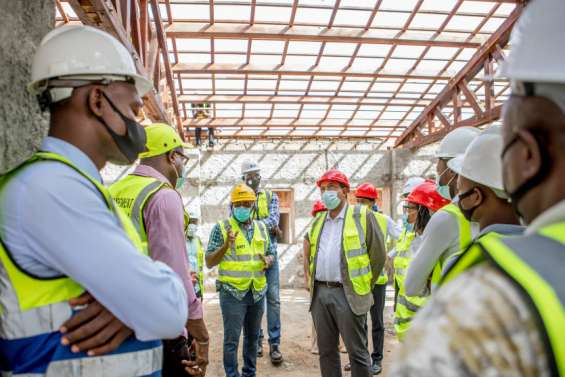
67, 0, 168, 122
394, 5, 524, 148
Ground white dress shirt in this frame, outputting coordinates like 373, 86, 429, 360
315, 204, 347, 282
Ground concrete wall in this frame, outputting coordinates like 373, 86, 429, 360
138, 139, 439, 289
0, 0, 54, 172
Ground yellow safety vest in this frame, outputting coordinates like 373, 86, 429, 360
192, 236, 205, 294
308, 205, 373, 296
372, 211, 389, 285
109, 174, 169, 250
393, 228, 427, 340
217, 218, 270, 292
256, 190, 272, 219
440, 223, 565, 376
430, 203, 472, 286
0, 152, 160, 376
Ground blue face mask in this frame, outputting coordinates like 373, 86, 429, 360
322, 190, 341, 210
435, 170, 454, 201
401, 214, 414, 232
372, 204, 380, 212
233, 206, 252, 222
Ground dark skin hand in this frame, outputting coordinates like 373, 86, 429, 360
60, 292, 133, 356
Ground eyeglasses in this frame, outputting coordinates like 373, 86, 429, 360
174, 151, 190, 165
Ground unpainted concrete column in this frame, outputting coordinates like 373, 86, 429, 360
0, 0, 54, 172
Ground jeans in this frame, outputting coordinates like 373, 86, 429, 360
258, 255, 281, 347
220, 289, 265, 377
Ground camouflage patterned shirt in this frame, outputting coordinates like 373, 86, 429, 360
390, 264, 551, 377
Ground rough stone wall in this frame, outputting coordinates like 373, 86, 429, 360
176, 139, 439, 289
0, 0, 54, 172
102, 139, 438, 289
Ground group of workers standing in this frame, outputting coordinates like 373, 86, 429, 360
1, 0, 565, 376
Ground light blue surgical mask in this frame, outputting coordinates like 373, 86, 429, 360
175, 165, 189, 190
435, 169, 455, 201
401, 214, 414, 232
372, 204, 380, 212
233, 206, 252, 223
322, 190, 341, 210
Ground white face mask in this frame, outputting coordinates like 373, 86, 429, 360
187, 223, 199, 237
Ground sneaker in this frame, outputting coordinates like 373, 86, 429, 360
344, 363, 351, 372
257, 342, 264, 358
270, 344, 283, 365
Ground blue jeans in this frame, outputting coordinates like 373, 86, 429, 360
258, 255, 281, 347
220, 289, 265, 377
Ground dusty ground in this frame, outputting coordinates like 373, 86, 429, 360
202, 288, 399, 377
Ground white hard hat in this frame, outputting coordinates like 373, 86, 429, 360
187, 210, 200, 220
241, 160, 260, 175
436, 127, 481, 159
496, 0, 565, 114
447, 130, 507, 198
28, 25, 152, 103
402, 177, 426, 196
498, 0, 565, 84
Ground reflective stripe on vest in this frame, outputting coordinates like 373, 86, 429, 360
393, 228, 427, 340
0, 152, 161, 376
256, 190, 272, 219
109, 175, 168, 249
309, 205, 372, 296
478, 225, 565, 376
217, 218, 269, 292
430, 203, 472, 286
373, 211, 389, 285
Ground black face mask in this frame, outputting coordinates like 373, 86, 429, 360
457, 187, 482, 222
501, 131, 551, 220
97, 92, 147, 164
245, 175, 261, 191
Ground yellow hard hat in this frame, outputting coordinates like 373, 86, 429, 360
138, 123, 193, 159
230, 183, 256, 204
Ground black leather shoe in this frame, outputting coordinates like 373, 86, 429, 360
270, 344, 283, 365
344, 363, 351, 372
371, 360, 382, 375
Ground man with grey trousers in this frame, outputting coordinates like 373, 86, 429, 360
307, 169, 387, 377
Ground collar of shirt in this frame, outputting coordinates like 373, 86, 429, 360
133, 164, 173, 185
525, 199, 565, 235
40, 136, 102, 183
479, 223, 525, 238
325, 203, 347, 222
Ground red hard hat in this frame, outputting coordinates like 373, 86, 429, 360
355, 183, 378, 200
406, 180, 450, 212
316, 169, 350, 189
311, 200, 327, 216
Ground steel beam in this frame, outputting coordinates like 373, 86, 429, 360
394, 5, 523, 148
166, 22, 483, 48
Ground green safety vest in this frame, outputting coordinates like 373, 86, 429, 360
109, 174, 169, 251
256, 190, 272, 219
308, 205, 373, 296
217, 218, 270, 292
0, 152, 158, 375
440, 223, 565, 376
372, 211, 389, 285
392, 228, 427, 340
430, 203, 472, 287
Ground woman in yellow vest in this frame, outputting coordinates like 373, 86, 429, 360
393, 180, 449, 340
205, 184, 274, 377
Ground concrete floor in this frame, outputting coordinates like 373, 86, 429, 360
202, 288, 399, 377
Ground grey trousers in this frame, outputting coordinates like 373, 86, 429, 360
311, 285, 371, 377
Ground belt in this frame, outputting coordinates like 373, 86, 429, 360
315, 280, 343, 288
